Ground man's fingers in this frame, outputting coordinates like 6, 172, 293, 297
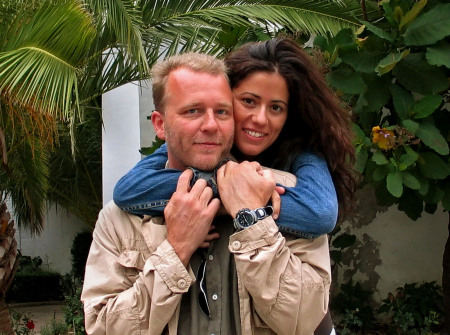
271, 190, 281, 220
275, 185, 285, 195
176, 169, 194, 192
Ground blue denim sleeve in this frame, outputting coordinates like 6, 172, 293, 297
276, 151, 338, 238
113, 143, 181, 216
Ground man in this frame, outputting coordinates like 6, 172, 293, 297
81, 53, 331, 335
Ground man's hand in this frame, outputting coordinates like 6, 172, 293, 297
216, 161, 276, 218
165, 169, 220, 267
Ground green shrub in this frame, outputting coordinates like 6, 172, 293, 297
331, 280, 376, 333
64, 285, 85, 335
378, 281, 443, 334
70, 231, 92, 280
40, 320, 69, 335
6, 254, 64, 302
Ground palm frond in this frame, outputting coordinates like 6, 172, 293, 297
0, 0, 95, 119
0, 106, 50, 234
47, 106, 102, 226
136, 0, 382, 62
86, 0, 150, 75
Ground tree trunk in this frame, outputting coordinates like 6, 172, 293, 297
0, 299, 13, 335
443, 212, 450, 333
0, 202, 18, 335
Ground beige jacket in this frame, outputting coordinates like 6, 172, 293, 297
81, 170, 331, 335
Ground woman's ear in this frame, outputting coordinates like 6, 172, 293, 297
151, 111, 166, 140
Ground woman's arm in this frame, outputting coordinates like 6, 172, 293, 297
113, 143, 181, 216
275, 151, 338, 238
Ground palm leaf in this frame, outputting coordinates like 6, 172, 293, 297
0, 105, 49, 234
86, 0, 150, 75
0, 0, 95, 119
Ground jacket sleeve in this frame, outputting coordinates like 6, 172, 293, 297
113, 143, 181, 216
81, 204, 193, 335
275, 151, 338, 238
230, 217, 331, 335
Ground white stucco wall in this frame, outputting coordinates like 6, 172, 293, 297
10, 201, 89, 274
344, 205, 447, 301
102, 81, 155, 205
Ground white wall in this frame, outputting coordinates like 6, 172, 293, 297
334, 187, 448, 302
102, 81, 155, 205
11, 201, 88, 274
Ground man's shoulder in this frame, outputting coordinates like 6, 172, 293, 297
97, 201, 143, 228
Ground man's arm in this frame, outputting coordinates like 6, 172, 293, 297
82, 171, 219, 334
81, 202, 193, 335
217, 161, 331, 335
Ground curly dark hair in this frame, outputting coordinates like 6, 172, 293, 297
225, 38, 358, 220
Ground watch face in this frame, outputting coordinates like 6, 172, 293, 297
240, 211, 255, 227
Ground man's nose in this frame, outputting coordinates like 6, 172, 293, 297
200, 110, 219, 132
252, 106, 268, 125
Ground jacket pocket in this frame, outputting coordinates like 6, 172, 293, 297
117, 250, 146, 281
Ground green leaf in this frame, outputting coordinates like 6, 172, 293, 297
387, 170, 403, 197
360, 20, 394, 42
416, 120, 449, 155
355, 146, 369, 173
398, 153, 417, 170
402, 119, 419, 134
404, 145, 419, 161
372, 150, 389, 165
390, 84, 414, 119
340, 50, 386, 73
393, 53, 449, 95
352, 123, 366, 144
404, 3, 450, 46
326, 65, 366, 94
376, 49, 410, 76
412, 95, 442, 119
399, 0, 427, 31
418, 175, 430, 196
426, 41, 450, 68
373, 166, 389, 181
424, 183, 445, 203
418, 152, 450, 179
361, 74, 391, 112
402, 172, 421, 190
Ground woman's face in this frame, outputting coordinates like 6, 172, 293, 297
232, 71, 289, 159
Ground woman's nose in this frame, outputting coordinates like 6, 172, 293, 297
252, 106, 268, 125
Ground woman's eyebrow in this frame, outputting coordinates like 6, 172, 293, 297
236, 92, 288, 107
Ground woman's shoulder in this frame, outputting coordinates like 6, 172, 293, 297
291, 150, 327, 167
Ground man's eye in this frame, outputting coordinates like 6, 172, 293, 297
217, 109, 228, 115
187, 109, 198, 114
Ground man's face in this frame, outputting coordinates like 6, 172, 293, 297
152, 67, 234, 171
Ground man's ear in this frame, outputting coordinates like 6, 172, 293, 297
151, 111, 166, 140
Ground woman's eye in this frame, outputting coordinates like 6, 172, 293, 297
271, 105, 283, 113
242, 98, 254, 105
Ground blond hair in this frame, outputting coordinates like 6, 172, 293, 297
151, 52, 228, 112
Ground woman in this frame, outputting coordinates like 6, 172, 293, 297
114, 38, 356, 239
114, 38, 357, 335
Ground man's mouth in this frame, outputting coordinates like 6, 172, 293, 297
244, 129, 266, 138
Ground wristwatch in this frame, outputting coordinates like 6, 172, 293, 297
234, 206, 274, 230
